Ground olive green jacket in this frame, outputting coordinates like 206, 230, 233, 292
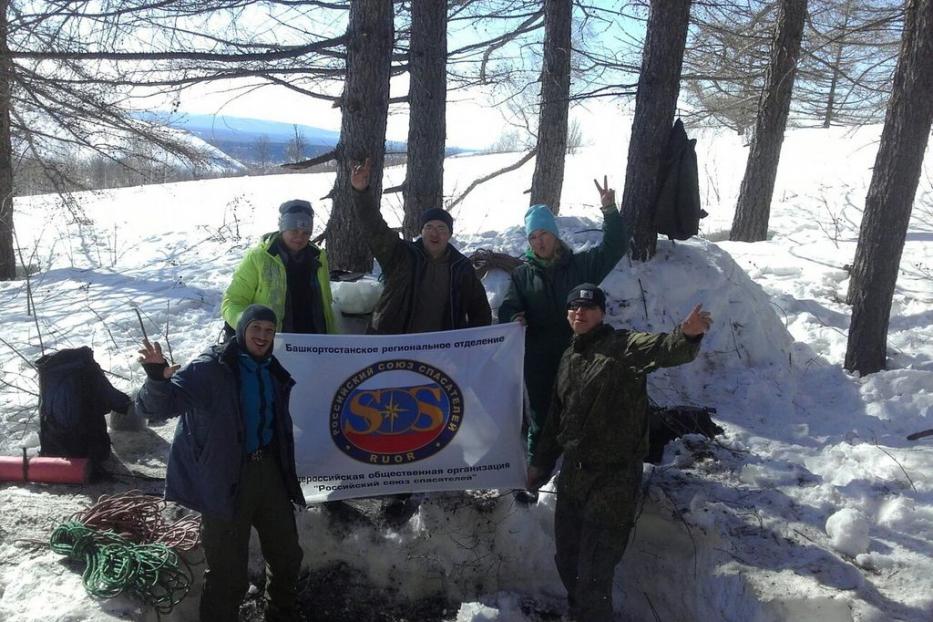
221, 233, 337, 334
531, 323, 701, 477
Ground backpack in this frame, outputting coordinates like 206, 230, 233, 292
645, 402, 722, 464
35, 347, 130, 462
654, 119, 707, 240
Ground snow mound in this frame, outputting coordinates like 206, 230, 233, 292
826, 508, 871, 557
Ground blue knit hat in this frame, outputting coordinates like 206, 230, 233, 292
525, 204, 559, 238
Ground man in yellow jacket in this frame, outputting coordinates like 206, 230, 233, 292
222, 199, 338, 335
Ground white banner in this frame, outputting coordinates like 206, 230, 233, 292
273, 324, 527, 503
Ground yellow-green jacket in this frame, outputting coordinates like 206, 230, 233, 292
221, 233, 338, 334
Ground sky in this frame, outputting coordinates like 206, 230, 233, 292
150, 2, 644, 151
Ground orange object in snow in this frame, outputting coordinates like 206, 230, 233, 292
0, 450, 90, 484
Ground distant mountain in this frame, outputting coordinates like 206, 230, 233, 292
136, 112, 345, 165
139, 112, 470, 166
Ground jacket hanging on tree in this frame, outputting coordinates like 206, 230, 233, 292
654, 118, 707, 240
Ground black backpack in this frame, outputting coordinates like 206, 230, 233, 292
654, 119, 707, 240
35, 347, 130, 462
646, 402, 723, 464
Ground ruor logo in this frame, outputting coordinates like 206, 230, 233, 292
330, 359, 463, 464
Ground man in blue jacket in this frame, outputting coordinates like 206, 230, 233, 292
136, 305, 305, 622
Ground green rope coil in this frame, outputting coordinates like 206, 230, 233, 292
50, 521, 192, 614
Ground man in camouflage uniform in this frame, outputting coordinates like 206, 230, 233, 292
527, 283, 712, 621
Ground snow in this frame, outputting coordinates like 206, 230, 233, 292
0, 121, 931, 621
826, 508, 871, 557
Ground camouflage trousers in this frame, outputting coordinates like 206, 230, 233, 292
553, 462, 641, 622
200, 452, 303, 622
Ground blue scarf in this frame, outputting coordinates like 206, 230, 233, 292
238, 353, 275, 453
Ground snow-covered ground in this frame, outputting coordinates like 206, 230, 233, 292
0, 122, 931, 621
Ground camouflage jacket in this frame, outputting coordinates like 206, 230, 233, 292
531, 323, 702, 478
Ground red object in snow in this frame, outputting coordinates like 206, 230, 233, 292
0, 450, 90, 484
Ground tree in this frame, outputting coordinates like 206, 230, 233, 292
401, 0, 447, 240
325, 0, 394, 272
566, 117, 584, 155
620, 0, 692, 262
730, 0, 807, 243
844, 0, 933, 374
254, 134, 272, 171
529, 0, 572, 213
795, 0, 903, 127
287, 125, 306, 163
1, 1, 352, 279
0, 0, 14, 278
681, 2, 774, 134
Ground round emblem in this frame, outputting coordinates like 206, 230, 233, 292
330, 359, 463, 464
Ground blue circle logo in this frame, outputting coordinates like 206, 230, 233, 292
330, 359, 463, 464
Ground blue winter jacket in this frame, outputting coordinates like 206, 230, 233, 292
136, 339, 305, 520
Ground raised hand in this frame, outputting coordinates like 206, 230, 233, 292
593, 175, 616, 209
682, 304, 713, 337
137, 339, 179, 379
350, 157, 372, 192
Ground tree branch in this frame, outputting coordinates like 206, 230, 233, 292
448, 148, 537, 210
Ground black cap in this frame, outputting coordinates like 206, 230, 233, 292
419, 208, 454, 232
566, 283, 606, 312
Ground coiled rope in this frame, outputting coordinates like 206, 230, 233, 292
49, 491, 200, 613
72, 491, 200, 551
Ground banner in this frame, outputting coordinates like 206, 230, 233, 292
274, 324, 527, 503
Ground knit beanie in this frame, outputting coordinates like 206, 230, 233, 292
236, 304, 278, 357
278, 199, 314, 233
524, 204, 559, 238
419, 207, 454, 232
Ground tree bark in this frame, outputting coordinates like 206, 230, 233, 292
620, 0, 692, 261
401, 0, 447, 240
730, 0, 806, 242
844, 0, 933, 375
529, 0, 571, 213
326, 0, 394, 272
0, 0, 15, 280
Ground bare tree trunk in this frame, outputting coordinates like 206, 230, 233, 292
822, 0, 852, 129
529, 0, 571, 213
0, 0, 15, 280
326, 0, 394, 272
730, 0, 806, 242
401, 0, 447, 240
822, 44, 841, 129
845, 0, 933, 375
621, 0, 691, 261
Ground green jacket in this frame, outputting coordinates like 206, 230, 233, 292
531, 323, 701, 475
221, 233, 337, 334
497, 206, 629, 434
352, 188, 492, 334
